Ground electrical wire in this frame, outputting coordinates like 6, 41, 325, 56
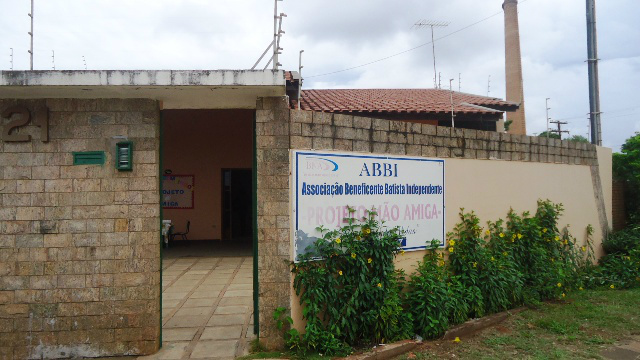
306, 0, 530, 79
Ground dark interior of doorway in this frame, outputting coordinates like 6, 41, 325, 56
222, 168, 253, 243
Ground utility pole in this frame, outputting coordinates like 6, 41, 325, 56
28, 0, 34, 70
549, 120, 570, 140
545, 98, 551, 138
298, 50, 304, 110
586, 0, 602, 145
449, 79, 456, 128
413, 20, 449, 89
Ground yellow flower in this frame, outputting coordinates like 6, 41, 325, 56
555, 236, 560, 241
438, 260, 445, 267
453, 337, 461, 343
473, 262, 477, 268
610, 284, 615, 289
517, 233, 523, 239
551, 258, 555, 262
450, 240, 456, 246
364, 228, 371, 234
377, 283, 382, 288
579, 287, 584, 291
499, 233, 505, 238
543, 228, 548, 233
438, 253, 443, 258
448, 247, 454, 253
485, 230, 490, 236
581, 246, 586, 252
356, 235, 361, 240
491, 257, 495, 261
335, 238, 341, 244
625, 256, 631, 261
351, 253, 356, 259
557, 283, 562, 288
511, 234, 516, 240
401, 250, 405, 255
503, 251, 508, 256
561, 293, 566, 298
368, 258, 373, 264
338, 270, 343, 276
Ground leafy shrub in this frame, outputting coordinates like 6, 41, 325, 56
602, 226, 640, 255
405, 240, 450, 338
290, 208, 411, 355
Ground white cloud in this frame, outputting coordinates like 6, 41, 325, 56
0, 0, 637, 150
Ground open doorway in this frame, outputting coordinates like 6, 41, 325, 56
159, 109, 256, 358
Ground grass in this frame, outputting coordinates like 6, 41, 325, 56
400, 288, 640, 360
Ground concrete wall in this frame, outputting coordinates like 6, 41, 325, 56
0, 99, 161, 359
255, 102, 612, 348
162, 109, 253, 240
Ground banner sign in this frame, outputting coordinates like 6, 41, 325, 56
162, 175, 194, 209
291, 150, 445, 261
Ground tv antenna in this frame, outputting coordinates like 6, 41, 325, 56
51, 50, 55, 70
458, 73, 461, 92
412, 20, 449, 89
28, 0, 34, 70
82, 56, 87, 70
9, 48, 13, 70
487, 75, 491, 96
252, 0, 287, 70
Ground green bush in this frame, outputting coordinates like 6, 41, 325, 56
290, 208, 411, 355
602, 226, 640, 255
283, 200, 637, 354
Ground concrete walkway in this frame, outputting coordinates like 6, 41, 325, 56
140, 256, 255, 360
601, 336, 640, 360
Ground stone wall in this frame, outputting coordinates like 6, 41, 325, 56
255, 97, 292, 349
289, 110, 598, 165
0, 99, 161, 359
255, 105, 602, 348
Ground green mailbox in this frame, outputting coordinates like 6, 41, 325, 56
115, 141, 133, 171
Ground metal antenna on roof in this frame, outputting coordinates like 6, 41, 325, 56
9, 48, 13, 70
458, 73, 461, 92
298, 50, 304, 110
51, 50, 55, 70
28, 0, 34, 70
82, 56, 87, 70
252, 0, 286, 70
487, 75, 491, 96
438, 72, 442, 90
449, 79, 456, 128
413, 19, 449, 89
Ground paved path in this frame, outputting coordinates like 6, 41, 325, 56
139, 256, 255, 360
601, 336, 640, 360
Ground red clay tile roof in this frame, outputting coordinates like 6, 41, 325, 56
297, 89, 518, 115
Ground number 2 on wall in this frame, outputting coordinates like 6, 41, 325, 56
1, 106, 49, 142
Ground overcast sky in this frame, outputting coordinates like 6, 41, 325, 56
0, 0, 638, 151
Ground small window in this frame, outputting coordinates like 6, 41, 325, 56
73, 151, 105, 165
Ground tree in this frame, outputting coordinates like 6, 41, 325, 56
568, 135, 589, 143
537, 131, 560, 139
613, 132, 640, 223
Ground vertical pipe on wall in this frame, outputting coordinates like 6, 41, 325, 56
252, 111, 260, 335
158, 109, 164, 346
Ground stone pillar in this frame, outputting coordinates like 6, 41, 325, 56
255, 97, 291, 349
504, 0, 527, 135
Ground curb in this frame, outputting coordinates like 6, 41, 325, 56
442, 306, 528, 340
337, 340, 419, 360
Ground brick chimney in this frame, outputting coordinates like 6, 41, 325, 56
503, 0, 527, 135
